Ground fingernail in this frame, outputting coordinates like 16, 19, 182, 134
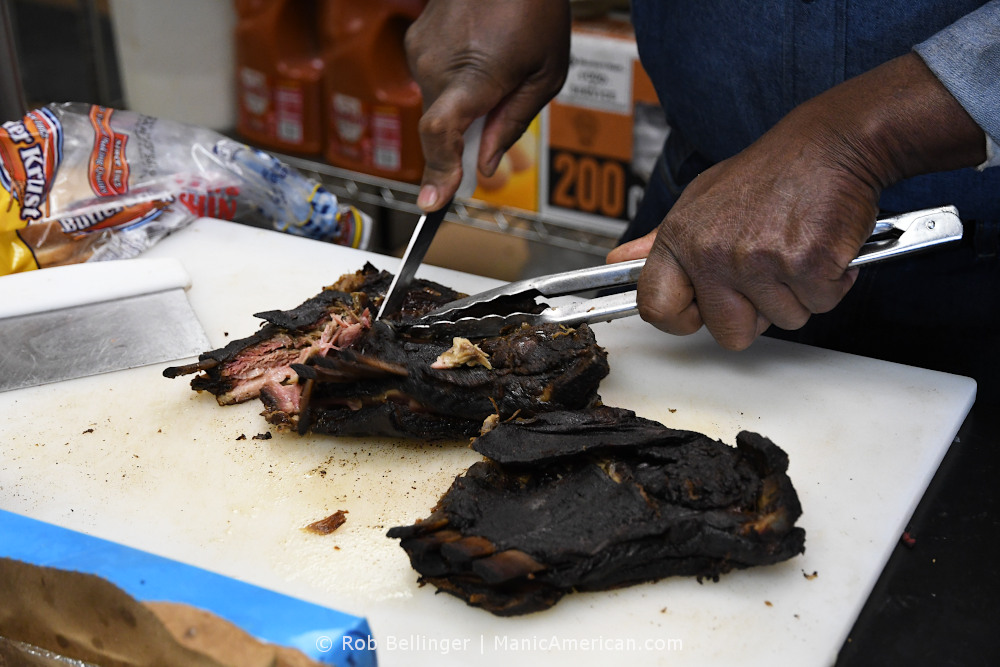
417, 185, 438, 211
483, 152, 502, 177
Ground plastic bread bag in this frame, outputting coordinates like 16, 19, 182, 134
0, 103, 371, 275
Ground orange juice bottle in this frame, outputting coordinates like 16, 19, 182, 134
320, 0, 425, 183
234, 0, 324, 154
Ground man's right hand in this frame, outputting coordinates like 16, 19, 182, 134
405, 0, 571, 211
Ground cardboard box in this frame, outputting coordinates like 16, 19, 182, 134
469, 116, 542, 213
540, 16, 669, 233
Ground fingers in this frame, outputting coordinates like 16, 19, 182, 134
694, 282, 792, 350
415, 73, 564, 211
613, 230, 769, 349
635, 235, 703, 337
407, 0, 571, 212
606, 231, 656, 264
611, 229, 800, 349
416, 86, 492, 211
787, 265, 859, 315
630, 220, 861, 350
637, 262, 791, 351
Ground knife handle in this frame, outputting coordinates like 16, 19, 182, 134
456, 116, 484, 199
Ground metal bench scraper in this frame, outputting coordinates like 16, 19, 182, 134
0, 258, 210, 392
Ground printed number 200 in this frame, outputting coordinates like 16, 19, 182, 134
551, 152, 626, 219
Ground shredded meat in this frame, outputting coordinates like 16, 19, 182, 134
431, 337, 493, 370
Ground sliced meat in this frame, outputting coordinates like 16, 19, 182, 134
164, 263, 609, 440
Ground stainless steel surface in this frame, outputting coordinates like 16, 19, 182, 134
410, 206, 963, 338
0, 290, 210, 393
81, 0, 115, 107
375, 202, 451, 321
408, 258, 643, 336
1, 0, 27, 121
0, 637, 103, 667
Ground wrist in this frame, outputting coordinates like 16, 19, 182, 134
794, 52, 987, 190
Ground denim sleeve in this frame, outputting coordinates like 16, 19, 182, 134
913, 0, 1000, 169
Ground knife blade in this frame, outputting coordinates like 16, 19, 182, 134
0, 258, 210, 392
375, 202, 451, 321
375, 116, 484, 321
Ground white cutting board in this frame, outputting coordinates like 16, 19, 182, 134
0, 219, 975, 667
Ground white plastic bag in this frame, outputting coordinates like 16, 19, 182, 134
1, 103, 369, 275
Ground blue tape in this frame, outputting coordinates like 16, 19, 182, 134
0, 509, 377, 666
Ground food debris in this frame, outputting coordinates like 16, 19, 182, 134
764, 600, 773, 607
82, 428, 94, 434
803, 570, 818, 580
236, 434, 247, 441
431, 337, 492, 370
305, 510, 348, 535
251, 432, 272, 441
480, 413, 501, 436
901, 531, 917, 548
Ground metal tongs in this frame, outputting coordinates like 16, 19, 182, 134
406, 205, 963, 339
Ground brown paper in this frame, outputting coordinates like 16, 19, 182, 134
0, 558, 321, 667
145, 602, 320, 667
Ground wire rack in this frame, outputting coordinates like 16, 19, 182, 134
277, 153, 624, 258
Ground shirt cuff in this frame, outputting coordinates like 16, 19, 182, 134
913, 2, 1000, 170
979, 134, 1000, 171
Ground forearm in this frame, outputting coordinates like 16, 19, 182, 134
781, 52, 986, 197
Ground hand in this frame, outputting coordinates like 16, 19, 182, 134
405, 0, 571, 211
608, 53, 986, 350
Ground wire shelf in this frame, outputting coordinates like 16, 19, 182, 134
277, 153, 623, 257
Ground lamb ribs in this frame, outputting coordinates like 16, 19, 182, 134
163, 263, 610, 440
388, 407, 806, 616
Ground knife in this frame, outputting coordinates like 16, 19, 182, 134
376, 117, 484, 321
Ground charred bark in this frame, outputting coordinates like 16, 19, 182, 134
388, 407, 806, 615
163, 264, 610, 440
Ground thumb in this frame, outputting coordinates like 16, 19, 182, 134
607, 230, 657, 264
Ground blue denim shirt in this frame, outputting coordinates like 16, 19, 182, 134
629, 0, 1000, 222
